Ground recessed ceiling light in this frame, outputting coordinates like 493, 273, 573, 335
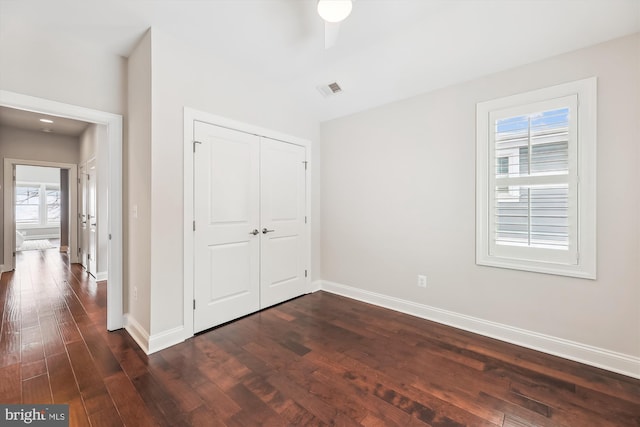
39, 118, 53, 124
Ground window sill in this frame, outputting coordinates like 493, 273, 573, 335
476, 255, 596, 280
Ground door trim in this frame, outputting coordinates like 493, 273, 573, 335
0, 90, 124, 331
183, 107, 312, 339
4, 159, 78, 267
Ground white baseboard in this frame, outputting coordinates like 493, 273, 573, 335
124, 314, 185, 355
310, 280, 322, 293
0, 265, 5, 275
148, 326, 185, 354
319, 280, 640, 379
95, 271, 108, 282
123, 314, 150, 354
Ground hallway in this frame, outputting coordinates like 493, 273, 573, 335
0, 249, 144, 426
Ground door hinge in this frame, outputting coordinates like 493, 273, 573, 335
302, 160, 308, 170
13, 251, 15, 257
305, 216, 307, 224
305, 269, 308, 278
193, 140, 202, 152
193, 221, 196, 231
108, 234, 112, 240
78, 178, 81, 184
193, 299, 196, 310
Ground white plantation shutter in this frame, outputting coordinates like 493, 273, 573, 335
489, 96, 578, 265
476, 78, 597, 279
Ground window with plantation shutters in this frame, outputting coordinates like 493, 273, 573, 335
476, 78, 597, 279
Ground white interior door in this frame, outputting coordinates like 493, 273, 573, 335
79, 164, 88, 269
193, 122, 260, 332
260, 138, 307, 308
87, 159, 97, 276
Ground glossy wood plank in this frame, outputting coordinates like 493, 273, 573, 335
0, 363, 21, 404
1, 249, 639, 427
104, 372, 160, 427
22, 374, 52, 404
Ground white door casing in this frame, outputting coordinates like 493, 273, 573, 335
260, 138, 308, 308
3, 158, 78, 270
193, 122, 261, 332
184, 109, 312, 340
87, 158, 97, 276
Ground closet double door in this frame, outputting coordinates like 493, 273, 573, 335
193, 121, 308, 333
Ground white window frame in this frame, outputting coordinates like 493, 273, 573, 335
15, 181, 61, 229
476, 78, 597, 279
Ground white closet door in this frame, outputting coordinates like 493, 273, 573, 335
193, 122, 260, 333
260, 138, 307, 308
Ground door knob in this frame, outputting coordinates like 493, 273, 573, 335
262, 228, 275, 234
249, 229, 259, 236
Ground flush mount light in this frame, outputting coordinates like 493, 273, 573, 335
317, 0, 353, 23
39, 118, 54, 124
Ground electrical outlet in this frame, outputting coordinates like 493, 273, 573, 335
417, 275, 427, 288
133, 286, 138, 301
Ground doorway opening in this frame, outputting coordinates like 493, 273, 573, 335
14, 165, 68, 254
0, 90, 123, 331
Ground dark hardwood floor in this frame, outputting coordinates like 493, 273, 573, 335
1, 250, 639, 426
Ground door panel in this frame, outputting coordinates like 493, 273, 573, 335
208, 242, 252, 300
260, 138, 307, 308
193, 122, 260, 333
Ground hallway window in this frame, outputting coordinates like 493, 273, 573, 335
16, 185, 41, 224
47, 186, 61, 223
16, 183, 61, 226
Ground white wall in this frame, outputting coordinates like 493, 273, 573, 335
79, 124, 110, 279
0, 126, 79, 261
0, 32, 126, 115
320, 34, 640, 367
148, 29, 320, 337
79, 125, 98, 163
15, 165, 61, 183
125, 30, 153, 335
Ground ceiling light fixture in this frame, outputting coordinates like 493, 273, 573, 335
317, 0, 353, 23
39, 118, 53, 123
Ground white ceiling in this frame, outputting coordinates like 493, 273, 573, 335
1, 0, 639, 122
0, 106, 89, 137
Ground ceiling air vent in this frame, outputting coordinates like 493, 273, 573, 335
317, 81, 343, 97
